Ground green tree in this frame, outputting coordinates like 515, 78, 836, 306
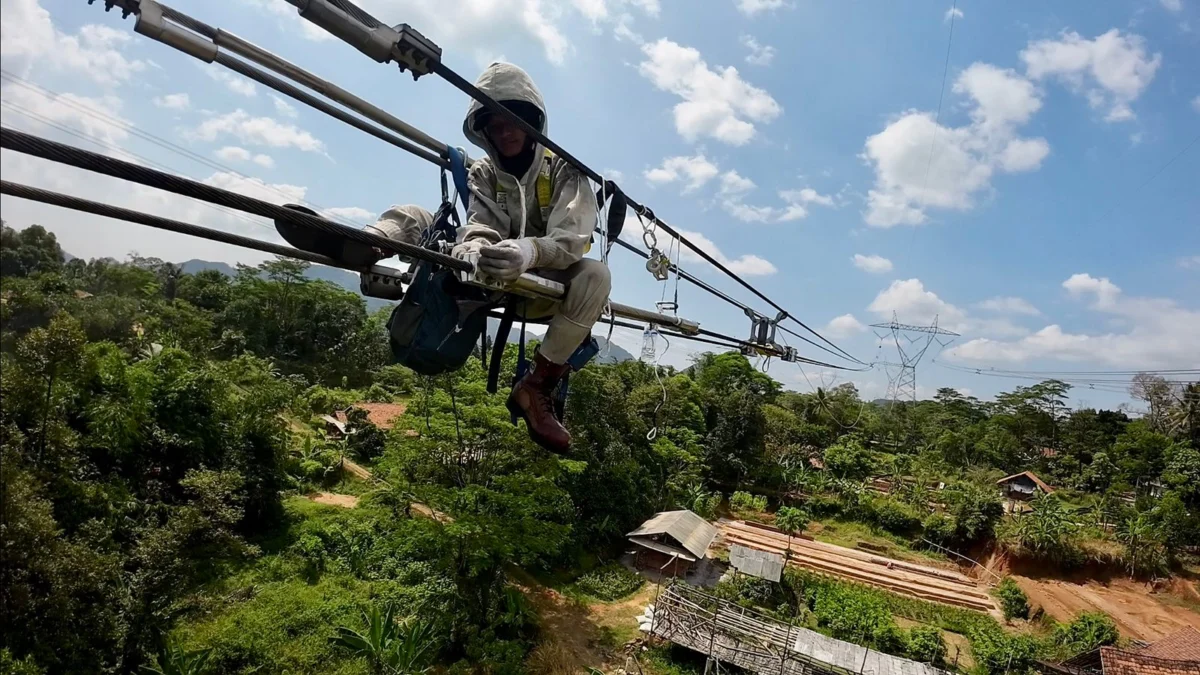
823, 438, 875, 480
1, 224, 64, 277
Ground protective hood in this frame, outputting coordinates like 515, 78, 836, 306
462, 62, 547, 182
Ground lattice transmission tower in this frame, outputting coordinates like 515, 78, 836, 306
871, 313, 960, 403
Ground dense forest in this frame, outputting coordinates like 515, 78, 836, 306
1, 223, 1197, 674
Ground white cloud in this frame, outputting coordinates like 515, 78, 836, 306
722, 201, 777, 223
215, 146, 252, 163
644, 154, 720, 192
1062, 272, 1121, 308
213, 146, 276, 170
153, 93, 191, 111
323, 206, 376, 224
638, 38, 782, 145
191, 110, 325, 152
0, 0, 148, 87
1179, 255, 1200, 269
1192, 95, 1200, 113
736, 0, 788, 16
722, 186, 837, 223
2, 84, 130, 149
975, 296, 1041, 315
944, 6, 964, 21
827, 313, 867, 337
1160, 0, 1183, 12
852, 254, 894, 274
601, 168, 625, 182
868, 278, 966, 327
272, 95, 298, 118
741, 35, 776, 66
953, 273, 1200, 368
862, 63, 1049, 227
719, 170, 756, 196
205, 67, 257, 97
783, 187, 835, 207
1020, 29, 1161, 122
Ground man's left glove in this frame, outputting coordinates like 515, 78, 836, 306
478, 238, 538, 283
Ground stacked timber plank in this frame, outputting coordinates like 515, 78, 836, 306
715, 520, 998, 614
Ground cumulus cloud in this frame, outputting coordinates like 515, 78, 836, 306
868, 278, 967, 327
1161, 0, 1183, 12
153, 93, 191, 111
953, 273, 1200, 368
215, 146, 252, 163
2, 84, 131, 149
735, 0, 788, 16
1192, 95, 1200, 113
827, 313, 867, 337
741, 34, 776, 66
852, 254, 894, 274
644, 154, 720, 192
191, 110, 325, 152
638, 38, 782, 145
1020, 29, 1161, 122
1179, 255, 1200, 269
861, 63, 1049, 227
204, 67, 257, 97
719, 170, 756, 196
1, 0, 149, 87
723, 186, 837, 223
945, 6, 964, 21
975, 296, 1041, 315
252, 154, 275, 168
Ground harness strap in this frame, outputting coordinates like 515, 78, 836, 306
446, 146, 470, 212
486, 303, 516, 394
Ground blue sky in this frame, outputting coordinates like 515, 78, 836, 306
2, 0, 1197, 407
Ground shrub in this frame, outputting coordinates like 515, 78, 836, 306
994, 578, 1030, 621
823, 439, 875, 480
922, 513, 956, 546
689, 491, 723, 519
1053, 612, 1118, 658
731, 491, 768, 512
806, 494, 841, 518
873, 498, 922, 535
906, 626, 946, 665
1003, 493, 1081, 563
569, 563, 644, 601
968, 627, 1042, 675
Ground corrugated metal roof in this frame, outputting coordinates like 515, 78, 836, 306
729, 544, 784, 582
792, 629, 947, 675
628, 536, 697, 562
627, 510, 717, 560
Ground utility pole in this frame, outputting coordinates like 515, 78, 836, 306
871, 313, 959, 404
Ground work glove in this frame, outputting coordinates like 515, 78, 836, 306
478, 239, 538, 283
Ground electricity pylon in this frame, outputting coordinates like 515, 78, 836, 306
871, 313, 959, 403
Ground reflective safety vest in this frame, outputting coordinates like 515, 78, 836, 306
495, 148, 554, 226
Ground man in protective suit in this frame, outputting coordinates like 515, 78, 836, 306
366, 63, 609, 453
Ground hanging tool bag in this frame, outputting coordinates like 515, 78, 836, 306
386, 158, 494, 375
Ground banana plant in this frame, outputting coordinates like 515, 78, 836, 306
331, 605, 436, 674
140, 639, 212, 675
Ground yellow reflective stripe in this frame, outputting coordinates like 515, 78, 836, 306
537, 149, 553, 220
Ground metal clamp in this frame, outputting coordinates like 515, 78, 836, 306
359, 264, 409, 300
453, 250, 568, 300
390, 23, 441, 79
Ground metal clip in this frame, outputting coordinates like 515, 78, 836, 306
359, 264, 409, 300
646, 249, 670, 281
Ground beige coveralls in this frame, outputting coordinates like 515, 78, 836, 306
368, 62, 611, 364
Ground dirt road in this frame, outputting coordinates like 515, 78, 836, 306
305, 491, 360, 508
1014, 575, 1200, 641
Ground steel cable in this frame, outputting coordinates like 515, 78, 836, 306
0, 126, 470, 272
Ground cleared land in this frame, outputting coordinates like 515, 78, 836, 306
1014, 574, 1200, 641
715, 519, 1000, 615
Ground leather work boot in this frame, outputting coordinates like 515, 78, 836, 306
507, 352, 572, 453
